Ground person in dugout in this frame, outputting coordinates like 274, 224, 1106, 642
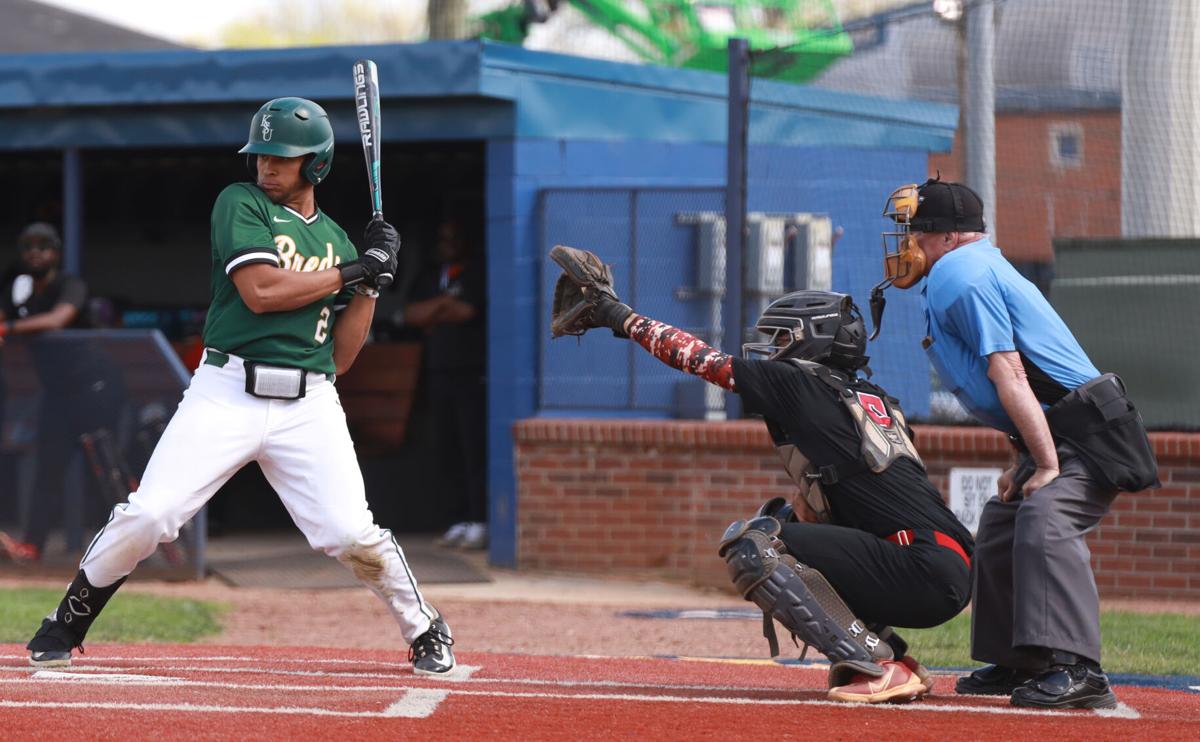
546, 245, 973, 704
0, 222, 125, 562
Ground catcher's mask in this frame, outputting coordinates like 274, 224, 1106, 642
743, 290, 869, 372
868, 176, 986, 339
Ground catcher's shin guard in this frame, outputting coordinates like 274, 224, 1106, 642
719, 518, 892, 684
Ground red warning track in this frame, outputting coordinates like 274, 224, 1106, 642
1, 644, 1197, 740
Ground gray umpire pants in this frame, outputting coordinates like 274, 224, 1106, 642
970, 442, 1118, 669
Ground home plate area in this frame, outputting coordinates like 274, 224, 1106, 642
1, 645, 1197, 740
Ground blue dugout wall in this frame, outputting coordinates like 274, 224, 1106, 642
486, 138, 934, 566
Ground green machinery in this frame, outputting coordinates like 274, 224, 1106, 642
478, 0, 853, 83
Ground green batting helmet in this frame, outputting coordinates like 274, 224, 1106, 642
239, 97, 334, 185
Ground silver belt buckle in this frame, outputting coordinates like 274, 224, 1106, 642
245, 362, 306, 399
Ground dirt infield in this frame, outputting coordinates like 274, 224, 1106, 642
1, 645, 1197, 740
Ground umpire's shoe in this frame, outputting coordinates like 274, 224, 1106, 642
409, 610, 455, 675
27, 618, 77, 668
1010, 662, 1118, 709
954, 664, 1035, 696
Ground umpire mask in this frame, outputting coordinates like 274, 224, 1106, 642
868, 177, 987, 339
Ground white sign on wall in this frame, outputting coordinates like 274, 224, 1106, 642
948, 467, 1003, 535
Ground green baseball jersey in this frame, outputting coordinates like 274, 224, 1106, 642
202, 183, 357, 373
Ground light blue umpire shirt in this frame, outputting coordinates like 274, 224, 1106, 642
921, 237, 1099, 434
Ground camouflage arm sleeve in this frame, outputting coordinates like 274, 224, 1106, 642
627, 315, 736, 391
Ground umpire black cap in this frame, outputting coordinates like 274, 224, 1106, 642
911, 178, 986, 233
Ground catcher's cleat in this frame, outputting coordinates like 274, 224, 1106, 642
828, 659, 926, 704
410, 611, 455, 675
900, 655, 935, 695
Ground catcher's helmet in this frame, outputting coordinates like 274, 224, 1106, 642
743, 290, 869, 371
239, 97, 335, 185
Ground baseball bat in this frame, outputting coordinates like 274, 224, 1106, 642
353, 58, 391, 288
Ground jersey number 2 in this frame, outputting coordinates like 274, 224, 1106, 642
315, 306, 331, 343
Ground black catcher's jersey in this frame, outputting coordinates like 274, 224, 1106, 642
732, 357, 973, 552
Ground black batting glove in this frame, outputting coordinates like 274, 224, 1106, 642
340, 220, 401, 289
337, 246, 397, 288
364, 219, 400, 288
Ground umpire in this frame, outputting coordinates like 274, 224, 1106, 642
872, 178, 1159, 709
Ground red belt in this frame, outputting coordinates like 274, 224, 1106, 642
886, 529, 971, 570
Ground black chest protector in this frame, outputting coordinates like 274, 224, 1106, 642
763, 360, 923, 522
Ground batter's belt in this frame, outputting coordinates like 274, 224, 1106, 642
203, 348, 333, 398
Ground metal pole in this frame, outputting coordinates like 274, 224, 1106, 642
724, 38, 749, 420
62, 147, 83, 275
964, 0, 996, 240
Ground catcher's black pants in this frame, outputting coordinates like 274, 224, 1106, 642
779, 522, 971, 631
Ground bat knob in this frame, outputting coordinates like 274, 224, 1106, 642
376, 274, 393, 289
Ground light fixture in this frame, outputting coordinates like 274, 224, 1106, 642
933, 0, 964, 22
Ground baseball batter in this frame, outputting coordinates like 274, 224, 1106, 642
25, 97, 455, 675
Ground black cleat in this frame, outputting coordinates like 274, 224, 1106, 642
27, 618, 76, 668
955, 664, 1036, 696
1010, 663, 1118, 709
409, 612, 455, 675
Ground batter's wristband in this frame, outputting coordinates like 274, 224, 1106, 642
338, 260, 369, 287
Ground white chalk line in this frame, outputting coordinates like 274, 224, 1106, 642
1094, 703, 1141, 719
0, 690, 1136, 719
384, 689, 449, 718
0, 654, 430, 668
0, 663, 804, 693
0, 662, 481, 683
0, 699, 403, 719
2, 668, 1142, 720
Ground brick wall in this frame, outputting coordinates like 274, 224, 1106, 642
929, 109, 1121, 263
514, 420, 1200, 599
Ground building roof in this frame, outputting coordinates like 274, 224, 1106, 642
1, 0, 185, 53
816, 0, 1123, 113
0, 40, 955, 151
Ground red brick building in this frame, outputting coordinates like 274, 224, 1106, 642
929, 108, 1121, 264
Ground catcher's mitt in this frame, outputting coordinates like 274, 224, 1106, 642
549, 245, 631, 338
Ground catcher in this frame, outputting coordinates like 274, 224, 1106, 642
548, 245, 973, 704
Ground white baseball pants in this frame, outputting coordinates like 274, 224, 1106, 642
79, 350, 436, 643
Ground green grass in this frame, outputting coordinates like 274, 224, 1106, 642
904, 610, 1200, 676
0, 588, 226, 644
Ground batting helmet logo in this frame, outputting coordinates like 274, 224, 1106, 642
856, 392, 893, 428
260, 113, 273, 141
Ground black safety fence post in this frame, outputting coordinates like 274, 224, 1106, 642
724, 37, 750, 420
